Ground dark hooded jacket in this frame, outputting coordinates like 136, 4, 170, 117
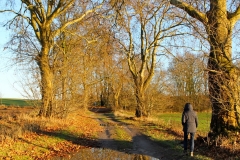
182, 103, 198, 133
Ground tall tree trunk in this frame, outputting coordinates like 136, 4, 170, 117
206, 2, 239, 135
61, 41, 68, 117
38, 46, 54, 117
207, 22, 239, 135
113, 94, 119, 111
135, 85, 147, 117
112, 84, 122, 111
83, 84, 90, 111
62, 75, 68, 117
170, 0, 240, 136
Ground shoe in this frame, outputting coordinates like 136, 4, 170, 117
190, 152, 193, 157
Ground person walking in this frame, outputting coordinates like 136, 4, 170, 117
182, 103, 198, 157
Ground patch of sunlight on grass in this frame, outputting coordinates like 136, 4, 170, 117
115, 127, 131, 141
0, 108, 103, 159
14, 156, 32, 160
33, 134, 63, 146
0, 150, 7, 158
114, 126, 132, 149
114, 110, 134, 118
0, 140, 39, 160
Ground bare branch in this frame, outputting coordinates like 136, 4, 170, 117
48, 0, 75, 24
52, 4, 103, 38
170, 0, 208, 23
228, 5, 240, 27
0, 9, 31, 23
37, 0, 46, 22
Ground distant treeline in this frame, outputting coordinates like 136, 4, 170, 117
0, 94, 211, 113
96, 93, 211, 114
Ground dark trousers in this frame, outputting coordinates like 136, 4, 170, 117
184, 132, 195, 152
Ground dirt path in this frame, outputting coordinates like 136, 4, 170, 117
95, 113, 178, 160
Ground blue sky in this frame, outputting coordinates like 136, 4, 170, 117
0, 17, 25, 99
0, 1, 27, 99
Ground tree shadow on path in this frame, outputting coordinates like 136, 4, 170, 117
90, 107, 202, 160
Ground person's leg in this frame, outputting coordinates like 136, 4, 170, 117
183, 132, 188, 151
190, 132, 195, 156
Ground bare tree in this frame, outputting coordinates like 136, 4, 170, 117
168, 52, 207, 96
168, 52, 209, 111
1, 0, 104, 117
112, 0, 183, 117
170, 0, 240, 135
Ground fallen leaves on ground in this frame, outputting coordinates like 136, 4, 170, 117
0, 108, 103, 159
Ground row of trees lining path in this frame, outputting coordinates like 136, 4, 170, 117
0, 0, 240, 137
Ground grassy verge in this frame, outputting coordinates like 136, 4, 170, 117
113, 110, 239, 160
137, 117, 212, 160
114, 126, 132, 150
1, 108, 239, 160
0, 108, 103, 159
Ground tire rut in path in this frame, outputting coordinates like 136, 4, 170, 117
96, 114, 171, 160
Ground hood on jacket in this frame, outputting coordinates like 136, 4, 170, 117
184, 103, 193, 112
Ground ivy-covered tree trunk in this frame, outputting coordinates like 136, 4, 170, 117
207, 6, 239, 134
38, 45, 54, 117
208, 58, 239, 134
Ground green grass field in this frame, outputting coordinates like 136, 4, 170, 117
157, 112, 211, 134
0, 98, 36, 107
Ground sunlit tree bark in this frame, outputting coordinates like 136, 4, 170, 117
170, 0, 240, 135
